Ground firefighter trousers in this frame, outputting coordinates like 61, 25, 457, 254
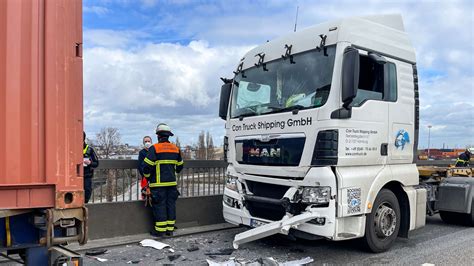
150, 186, 179, 233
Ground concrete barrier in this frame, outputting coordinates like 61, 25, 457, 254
86, 195, 224, 240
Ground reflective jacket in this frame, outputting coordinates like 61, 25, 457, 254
143, 141, 183, 187
455, 152, 471, 167
83, 144, 99, 178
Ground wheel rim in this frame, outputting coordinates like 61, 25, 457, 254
374, 202, 397, 239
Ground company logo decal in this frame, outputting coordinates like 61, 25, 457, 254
394, 129, 410, 150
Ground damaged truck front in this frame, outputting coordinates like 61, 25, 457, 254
218, 15, 427, 253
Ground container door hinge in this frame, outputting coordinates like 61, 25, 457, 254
75, 43, 83, 58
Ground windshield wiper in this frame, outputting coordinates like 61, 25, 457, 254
265, 104, 306, 115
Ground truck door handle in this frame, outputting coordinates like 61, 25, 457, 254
381, 143, 388, 156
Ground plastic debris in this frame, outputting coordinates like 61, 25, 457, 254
126, 259, 141, 264
139, 239, 170, 250
281, 257, 313, 266
206, 257, 314, 266
88, 257, 108, 262
206, 259, 237, 266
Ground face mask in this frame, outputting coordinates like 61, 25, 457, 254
144, 142, 152, 149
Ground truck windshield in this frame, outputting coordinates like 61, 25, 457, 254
230, 46, 336, 118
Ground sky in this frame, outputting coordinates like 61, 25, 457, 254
83, 0, 474, 149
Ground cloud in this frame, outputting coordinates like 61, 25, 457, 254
83, 0, 474, 148
83, 6, 110, 16
83, 40, 252, 144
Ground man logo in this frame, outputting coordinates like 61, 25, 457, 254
249, 148, 281, 158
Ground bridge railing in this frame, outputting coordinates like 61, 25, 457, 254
89, 160, 228, 203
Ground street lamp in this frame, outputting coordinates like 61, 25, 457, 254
427, 125, 432, 158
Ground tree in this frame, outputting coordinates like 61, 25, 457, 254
96, 127, 121, 159
95, 127, 121, 202
206, 131, 215, 160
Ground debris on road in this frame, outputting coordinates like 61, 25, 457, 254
168, 254, 182, 261
126, 259, 141, 264
139, 239, 170, 250
281, 257, 313, 265
205, 248, 234, 256
85, 249, 108, 256
206, 257, 314, 266
87, 256, 108, 262
187, 245, 200, 252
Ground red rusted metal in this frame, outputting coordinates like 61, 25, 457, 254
0, 0, 84, 209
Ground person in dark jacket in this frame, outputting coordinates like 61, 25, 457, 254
83, 131, 99, 203
138, 136, 153, 197
143, 123, 183, 237
455, 149, 472, 167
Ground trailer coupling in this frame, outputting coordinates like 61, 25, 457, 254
233, 210, 321, 249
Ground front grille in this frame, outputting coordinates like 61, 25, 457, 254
246, 201, 286, 221
245, 180, 289, 221
246, 180, 289, 199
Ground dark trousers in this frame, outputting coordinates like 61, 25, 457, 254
84, 177, 92, 203
151, 186, 179, 233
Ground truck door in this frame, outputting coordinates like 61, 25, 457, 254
387, 60, 414, 163
339, 50, 389, 167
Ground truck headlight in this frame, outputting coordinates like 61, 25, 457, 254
300, 186, 331, 204
225, 175, 238, 191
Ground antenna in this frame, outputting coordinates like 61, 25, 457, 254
293, 6, 299, 32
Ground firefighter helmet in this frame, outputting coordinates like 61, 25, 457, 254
156, 123, 174, 136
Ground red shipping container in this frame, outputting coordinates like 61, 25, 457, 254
0, 0, 84, 210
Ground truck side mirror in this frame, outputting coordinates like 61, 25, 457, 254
341, 47, 360, 109
219, 83, 232, 120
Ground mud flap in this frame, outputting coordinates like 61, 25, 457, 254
233, 211, 320, 249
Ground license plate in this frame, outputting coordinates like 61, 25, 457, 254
250, 219, 268, 228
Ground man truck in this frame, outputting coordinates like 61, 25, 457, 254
218, 14, 474, 252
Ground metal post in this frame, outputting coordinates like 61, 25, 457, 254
427, 125, 432, 158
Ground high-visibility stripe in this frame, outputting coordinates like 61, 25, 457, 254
156, 159, 178, 164
144, 173, 150, 178
456, 159, 466, 163
83, 145, 89, 155
166, 227, 175, 231
150, 181, 177, 187
6, 217, 11, 247
155, 227, 167, 232
144, 157, 155, 166
176, 161, 184, 166
167, 220, 175, 225
156, 221, 167, 226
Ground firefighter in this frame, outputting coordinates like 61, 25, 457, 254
143, 123, 183, 237
138, 136, 153, 199
83, 131, 99, 203
455, 149, 472, 167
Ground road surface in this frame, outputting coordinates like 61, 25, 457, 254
81, 215, 474, 265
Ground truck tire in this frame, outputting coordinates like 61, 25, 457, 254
362, 189, 400, 253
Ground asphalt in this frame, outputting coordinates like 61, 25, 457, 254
1, 215, 472, 265
78, 215, 474, 265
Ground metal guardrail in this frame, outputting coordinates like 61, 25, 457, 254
88, 159, 454, 203
90, 160, 228, 203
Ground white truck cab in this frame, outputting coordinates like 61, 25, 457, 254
218, 14, 427, 252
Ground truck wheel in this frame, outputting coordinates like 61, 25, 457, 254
362, 189, 400, 253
